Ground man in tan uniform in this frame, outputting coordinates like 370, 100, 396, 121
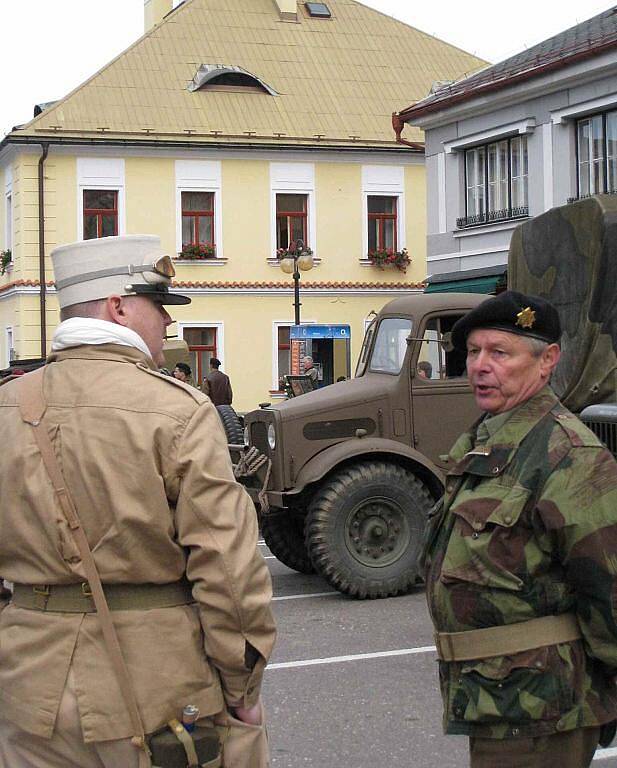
0, 235, 276, 767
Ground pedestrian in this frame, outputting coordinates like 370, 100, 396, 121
172, 361, 194, 386
0, 235, 276, 768
423, 290, 617, 768
202, 357, 233, 406
302, 356, 319, 386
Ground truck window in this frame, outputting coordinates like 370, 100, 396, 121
417, 316, 467, 380
369, 317, 413, 374
355, 321, 376, 377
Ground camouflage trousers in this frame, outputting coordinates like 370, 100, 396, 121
469, 727, 601, 768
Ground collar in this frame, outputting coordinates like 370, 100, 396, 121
47, 343, 157, 370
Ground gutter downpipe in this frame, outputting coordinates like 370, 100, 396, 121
391, 113, 424, 151
38, 142, 49, 359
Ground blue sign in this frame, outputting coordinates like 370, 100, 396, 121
290, 324, 350, 340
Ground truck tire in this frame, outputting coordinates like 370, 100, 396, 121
261, 515, 315, 574
216, 405, 243, 445
305, 461, 432, 598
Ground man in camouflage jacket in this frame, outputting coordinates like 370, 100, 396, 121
424, 291, 617, 768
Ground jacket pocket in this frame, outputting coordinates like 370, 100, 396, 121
440, 484, 532, 591
449, 643, 579, 724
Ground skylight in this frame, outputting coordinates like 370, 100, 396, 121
305, 2, 331, 18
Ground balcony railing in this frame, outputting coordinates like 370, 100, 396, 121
568, 190, 617, 204
456, 205, 529, 229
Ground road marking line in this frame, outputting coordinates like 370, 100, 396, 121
264, 555, 276, 559
258, 540, 266, 545
272, 592, 334, 602
594, 747, 617, 761
268, 646, 436, 670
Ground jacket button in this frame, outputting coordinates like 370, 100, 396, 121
511, 728, 520, 736
492, 467, 500, 474
504, 516, 512, 524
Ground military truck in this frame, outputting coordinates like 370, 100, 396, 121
242, 293, 484, 598
508, 193, 617, 458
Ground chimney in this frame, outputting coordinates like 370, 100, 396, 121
144, 0, 173, 32
273, 0, 297, 22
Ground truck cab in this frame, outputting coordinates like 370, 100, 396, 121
243, 292, 483, 598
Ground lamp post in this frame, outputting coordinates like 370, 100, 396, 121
278, 239, 314, 325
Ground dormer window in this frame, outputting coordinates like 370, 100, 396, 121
188, 65, 278, 95
305, 2, 331, 17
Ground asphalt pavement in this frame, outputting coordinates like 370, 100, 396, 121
260, 542, 617, 768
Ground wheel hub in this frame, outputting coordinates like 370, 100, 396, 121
346, 499, 409, 567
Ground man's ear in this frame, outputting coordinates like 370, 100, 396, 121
540, 343, 561, 378
104, 295, 130, 327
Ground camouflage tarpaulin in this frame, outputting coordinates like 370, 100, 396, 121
509, 195, 617, 412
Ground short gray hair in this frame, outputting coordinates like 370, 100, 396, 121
59, 298, 106, 322
522, 336, 550, 358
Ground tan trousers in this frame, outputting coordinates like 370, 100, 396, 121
0, 669, 270, 768
469, 726, 601, 768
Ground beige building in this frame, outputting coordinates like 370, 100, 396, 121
0, 0, 484, 410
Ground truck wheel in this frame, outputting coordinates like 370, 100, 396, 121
305, 461, 432, 598
216, 405, 243, 445
261, 515, 315, 574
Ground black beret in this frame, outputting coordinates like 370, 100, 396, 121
451, 290, 561, 350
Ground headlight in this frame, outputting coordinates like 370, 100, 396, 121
243, 426, 250, 447
267, 423, 276, 450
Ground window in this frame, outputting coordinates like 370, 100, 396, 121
5, 193, 12, 251
417, 316, 467, 380
83, 190, 118, 239
276, 194, 307, 249
183, 327, 217, 385
305, 2, 331, 17
576, 110, 617, 198
367, 196, 397, 251
276, 325, 291, 390
368, 317, 412, 375
182, 191, 215, 248
459, 135, 528, 227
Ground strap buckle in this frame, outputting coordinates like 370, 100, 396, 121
81, 582, 93, 597
33, 585, 50, 596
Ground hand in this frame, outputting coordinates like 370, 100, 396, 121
230, 698, 262, 726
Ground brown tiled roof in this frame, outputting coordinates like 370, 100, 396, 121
398, 6, 617, 123
0, 279, 424, 293
7, 0, 485, 149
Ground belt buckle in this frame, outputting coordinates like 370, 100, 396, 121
81, 582, 93, 597
33, 585, 50, 596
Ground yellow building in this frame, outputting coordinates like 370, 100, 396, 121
0, 0, 484, 410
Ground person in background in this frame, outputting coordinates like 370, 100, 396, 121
302, 356, 319, 387
423, 291, 617, 768
172, 361, 194, 386
0, 235, 275, 768
417, 360, 433, 379
202, 358, 233, 406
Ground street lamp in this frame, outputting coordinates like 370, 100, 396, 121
278, 239, 314, 325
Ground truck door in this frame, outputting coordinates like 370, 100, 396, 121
410, 313, 480, 469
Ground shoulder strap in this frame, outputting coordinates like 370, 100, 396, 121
17, 367, 152, 768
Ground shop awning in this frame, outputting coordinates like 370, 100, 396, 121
424, 265, 507, 294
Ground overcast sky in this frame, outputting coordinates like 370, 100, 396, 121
2, 0, 615, 138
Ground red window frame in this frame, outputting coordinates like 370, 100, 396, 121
275, 325, 291, 392
182, 191, 215, 248
183, 327, 218, 384
367, 195, 397, 251
276, 194, 307, 249
83, 190, 118, 240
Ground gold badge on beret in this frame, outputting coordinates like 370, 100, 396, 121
516, 306, 536, 329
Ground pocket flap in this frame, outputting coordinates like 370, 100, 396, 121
452, 485, 531, 533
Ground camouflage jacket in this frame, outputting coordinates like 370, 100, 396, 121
424, 386, 617, 739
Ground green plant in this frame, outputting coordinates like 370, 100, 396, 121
367, 247, 410, 273
179, 243, 216, 260
0, 249, 12, 276
276, 241, 313, 260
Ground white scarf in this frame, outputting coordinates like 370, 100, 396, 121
51, 318, 152, 359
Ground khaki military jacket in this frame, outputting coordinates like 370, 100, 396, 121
425, 387, 617, 739
0, 345, 276, 742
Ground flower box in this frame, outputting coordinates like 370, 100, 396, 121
178, 244, 216, 260
367, 247, 410, 273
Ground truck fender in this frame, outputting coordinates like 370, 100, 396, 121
291, 437, 444, 498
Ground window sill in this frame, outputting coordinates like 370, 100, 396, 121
174, 258, 228, 267
453, 219, 528, 238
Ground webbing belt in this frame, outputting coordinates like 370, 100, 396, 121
12, 580, 194, 613
434, 612, 582, 662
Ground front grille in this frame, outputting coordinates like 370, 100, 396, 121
250, 421, 269, 457
581, 418, 617, 458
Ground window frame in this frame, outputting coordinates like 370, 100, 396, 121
275, 193, 308, 250
178, 322, 224, 386
181, 191, 215, 249
4, 191, 12, 252
575, 108, 617, 199
459, 135, 529, 228
82, 189, 119, 240
367, 195, 398, 252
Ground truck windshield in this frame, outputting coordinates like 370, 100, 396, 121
368, 317, 413, 374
